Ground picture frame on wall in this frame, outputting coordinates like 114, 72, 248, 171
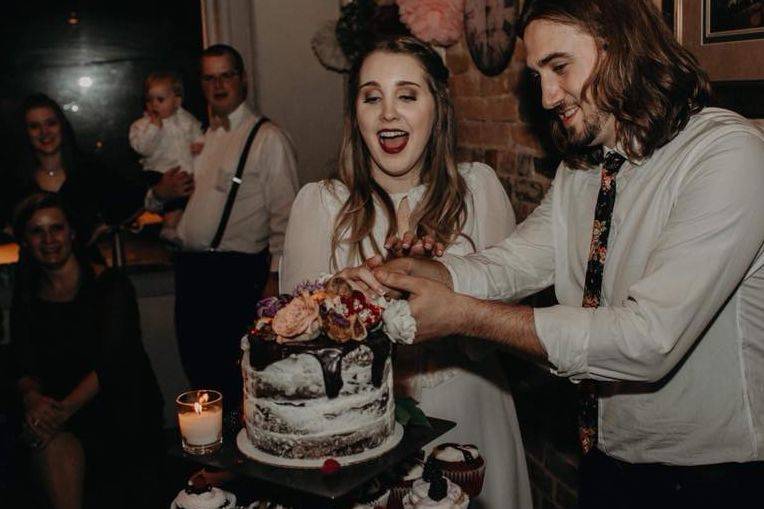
703, 0, 764, 43
673, 0, 764, 81
668, 0, 764, 118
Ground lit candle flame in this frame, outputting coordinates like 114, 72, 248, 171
193, 392, 210, 414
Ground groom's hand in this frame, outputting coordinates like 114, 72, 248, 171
373, 269, 468, 342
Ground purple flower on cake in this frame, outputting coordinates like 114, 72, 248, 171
272, 292, 321, 343
292, 278, 328, 296
256, 294, 292, 318
324, 311, 367, 343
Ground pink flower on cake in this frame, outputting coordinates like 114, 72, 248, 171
272, 292, 321, 342
396, 0, 465, 47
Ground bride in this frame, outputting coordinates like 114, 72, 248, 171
280, 36, 532, 509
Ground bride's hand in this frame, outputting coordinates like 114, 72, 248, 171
385, 231, 444, 259
333, 256, 392, 298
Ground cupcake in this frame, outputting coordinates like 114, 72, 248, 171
401, 470, 469, 509
388, 454, 426, 509
427, 443, 485, 497
170, 484, 236, 509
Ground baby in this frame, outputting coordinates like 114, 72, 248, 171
129, 71, 203, 241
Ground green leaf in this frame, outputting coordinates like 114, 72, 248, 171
395, 404, 411, 426
395, 397, 432, 428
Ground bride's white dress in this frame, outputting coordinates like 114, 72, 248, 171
280, 162, 533, 509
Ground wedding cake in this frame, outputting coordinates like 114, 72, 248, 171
241, 277, 415, 460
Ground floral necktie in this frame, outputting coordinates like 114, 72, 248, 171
579, 151, 626, 454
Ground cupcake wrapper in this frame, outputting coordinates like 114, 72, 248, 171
387, 486, 408, 509
441, 462, 486, 498
370, 489, 390, 508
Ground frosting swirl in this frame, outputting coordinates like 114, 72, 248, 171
430, 443, 481, 463
402, 477, 468, 509
171, 486, 235, 509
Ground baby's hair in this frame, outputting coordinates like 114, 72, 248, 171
144, 71, 184, 99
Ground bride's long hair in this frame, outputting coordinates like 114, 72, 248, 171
329, 36, 470, 270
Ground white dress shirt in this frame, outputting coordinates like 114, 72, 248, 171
129, 107, 202, 174
444, 108, 764, 465
280, 162, 516, 390
177, 103, 299, 271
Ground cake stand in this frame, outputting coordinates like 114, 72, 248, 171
167, 417, 455, 501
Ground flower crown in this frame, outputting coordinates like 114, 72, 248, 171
250, 277, 415, 345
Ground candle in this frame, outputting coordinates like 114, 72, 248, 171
178, 406, 222, 445
176, 390, 223, 455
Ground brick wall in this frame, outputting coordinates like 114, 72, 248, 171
445, 39, 580, 509
446, 38, 556, 222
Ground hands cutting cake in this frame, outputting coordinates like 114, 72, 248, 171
332, 254, 469, 344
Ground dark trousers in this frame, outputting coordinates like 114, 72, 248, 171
579, 448, 764, 509
174, 250, 268, 410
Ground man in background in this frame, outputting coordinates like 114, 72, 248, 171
149, 44, 298, 406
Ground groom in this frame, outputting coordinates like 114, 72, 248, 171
370, 1, 764, 507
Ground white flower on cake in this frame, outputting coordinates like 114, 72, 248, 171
383, 299, 417, 344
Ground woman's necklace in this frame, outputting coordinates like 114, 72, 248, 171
40, 166, 62, 177
36, 165, 65, 192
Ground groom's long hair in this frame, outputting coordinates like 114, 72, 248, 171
521, 0, 711, 169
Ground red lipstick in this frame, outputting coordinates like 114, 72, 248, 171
378, 129, 409, 154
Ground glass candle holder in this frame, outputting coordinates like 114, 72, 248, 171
176, 390, 223, 455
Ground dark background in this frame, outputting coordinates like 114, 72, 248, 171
0, 0, 205, 180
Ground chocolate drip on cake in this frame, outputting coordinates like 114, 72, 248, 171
369, 334, 392, 388
249, 331, 391, 398
313, 347, 344, 397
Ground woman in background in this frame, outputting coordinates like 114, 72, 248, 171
10, 193, 163, 508
281, 36, 532, 509
3, 94, 143, 245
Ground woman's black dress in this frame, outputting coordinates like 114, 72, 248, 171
10, 268, 164, 502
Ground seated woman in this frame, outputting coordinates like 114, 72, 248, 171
2, 94, 145, 245
9, 193, 163, 509
281, 36, 532, 508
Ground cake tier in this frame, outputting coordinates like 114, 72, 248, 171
242, 372, 395, 458
241, 331, 395, 459
244, 410, 394, 459
245, 363, 392, 434
246, 331, 391, 398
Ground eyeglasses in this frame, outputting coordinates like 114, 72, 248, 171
201, 70, 239, 85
